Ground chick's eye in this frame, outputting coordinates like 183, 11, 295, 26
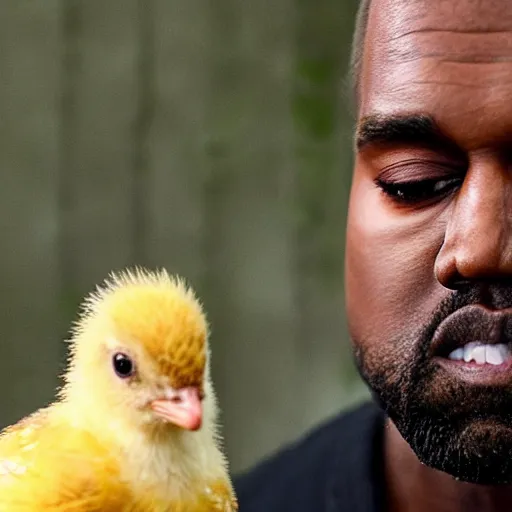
112, 353, 134, 378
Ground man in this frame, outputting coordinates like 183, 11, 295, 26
234, 0, 512, 510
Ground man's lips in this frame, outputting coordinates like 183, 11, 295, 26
430, 304, 512, 359
429, 305, 512, 386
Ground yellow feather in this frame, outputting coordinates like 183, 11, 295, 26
0, 267, 238, 511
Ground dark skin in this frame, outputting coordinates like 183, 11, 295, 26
346, 0, 512, 511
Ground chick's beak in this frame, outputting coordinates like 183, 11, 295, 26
151, 387, 203, 431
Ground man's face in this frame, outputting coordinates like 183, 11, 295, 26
346, 0, 512, 485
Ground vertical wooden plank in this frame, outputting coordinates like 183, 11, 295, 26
60, 0, 139, 311
131, 0, 154, 264
291, 0, 368, 435
202, 0, 300, 473
147, 0, 211, 282
0, 2, 61, 426
148, 0, 300, 472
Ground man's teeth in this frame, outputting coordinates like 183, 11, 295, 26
448, 342, 511, 365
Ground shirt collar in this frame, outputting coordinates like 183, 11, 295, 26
325, 402, 386, 512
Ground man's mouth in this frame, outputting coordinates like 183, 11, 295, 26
447, 342, 512, 365
431, 304, 512, 384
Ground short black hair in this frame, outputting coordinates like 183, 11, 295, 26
350, 0, 372, 110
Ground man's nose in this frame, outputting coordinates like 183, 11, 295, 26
435, 161, 512, 289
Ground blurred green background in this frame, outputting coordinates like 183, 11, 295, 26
0, 0, 369, 473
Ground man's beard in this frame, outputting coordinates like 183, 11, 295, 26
354, 284, 512, 485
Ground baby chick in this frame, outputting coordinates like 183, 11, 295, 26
0, 267, 238, 511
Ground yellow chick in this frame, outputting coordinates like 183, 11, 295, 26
0, 267, 238, 511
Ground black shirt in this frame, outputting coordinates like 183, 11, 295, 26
233, 401, 387, 512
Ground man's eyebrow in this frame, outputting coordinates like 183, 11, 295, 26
356, 114, 446, 150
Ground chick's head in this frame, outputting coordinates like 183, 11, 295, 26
64, 268, 209, 433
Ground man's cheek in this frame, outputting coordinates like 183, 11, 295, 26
346, 237, 431, 332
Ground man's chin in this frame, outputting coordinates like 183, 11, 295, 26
392, 413, 512, 486
355, 343, 512, 485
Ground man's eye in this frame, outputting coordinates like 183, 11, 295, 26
375, 177, 462, 204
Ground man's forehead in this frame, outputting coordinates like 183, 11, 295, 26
358, 0, 512, 144
369, 0, 512, 35
365, 0, 512, 78
365, 0, 512, 80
